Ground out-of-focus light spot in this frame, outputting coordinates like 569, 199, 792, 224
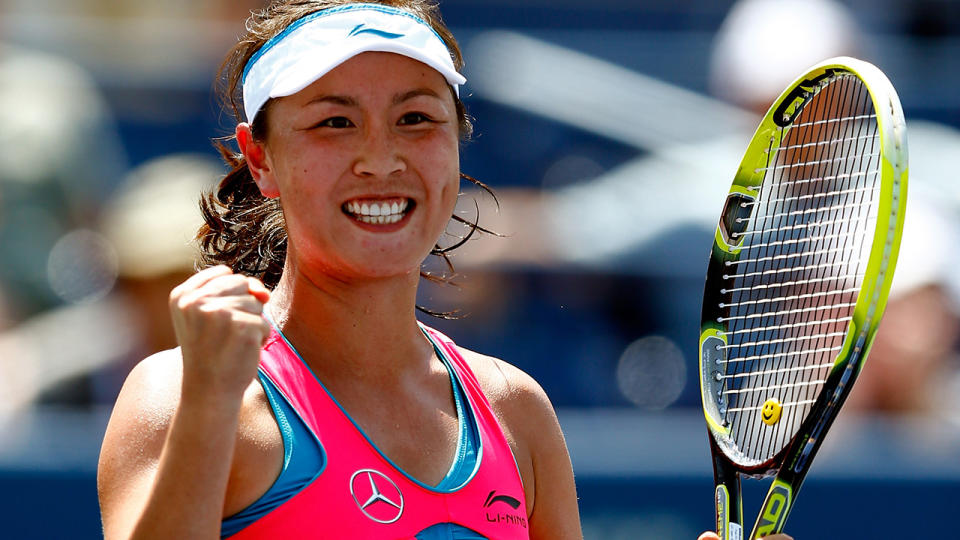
47, 229, 118, 304
616, 335, 686, 410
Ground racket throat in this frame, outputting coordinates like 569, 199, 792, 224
751, 480, 793, 539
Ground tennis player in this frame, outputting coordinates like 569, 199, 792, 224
96, 1, 794, 538
97, 1, 582, 539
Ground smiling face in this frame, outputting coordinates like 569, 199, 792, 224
761, 398, 782, 426
239, 51, 461, 281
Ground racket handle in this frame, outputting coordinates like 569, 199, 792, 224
749, 479, 793, 539
715, 482, 743, 540
712, 437, 743, 540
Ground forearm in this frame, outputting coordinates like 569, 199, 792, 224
128, 383, 243, 540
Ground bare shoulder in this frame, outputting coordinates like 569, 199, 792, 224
99, 348, 185, 476
454, 346, 554, 423
117, 348, 185, 412
451, 346, 560, 471
98, 346, 278, 476
97, 348, 186, 529
453, 345, 582, 538
98, 348, 282, 523
104, 349, 184, 437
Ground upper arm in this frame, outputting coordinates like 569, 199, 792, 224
463, 350, 583, 540
97, 350, 182, 539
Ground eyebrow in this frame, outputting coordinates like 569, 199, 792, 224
393, 88, 442, 105
304, 95, 358, 107
302, 88, 443, 108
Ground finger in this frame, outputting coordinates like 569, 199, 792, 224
197, 273, 257, 298
230, 311, 273, 344
197, 295, 266, 316
246, 277, 271, 304
174, 274, 252, 313
171, 265, 232, 297
697, 534, 720, 540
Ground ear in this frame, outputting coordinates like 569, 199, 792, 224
237, 123, 280, 199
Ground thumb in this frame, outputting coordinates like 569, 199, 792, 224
246, 277, 271, 304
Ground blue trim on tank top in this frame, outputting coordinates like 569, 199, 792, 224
220, 371, 327, 537
220, 320, 482, 537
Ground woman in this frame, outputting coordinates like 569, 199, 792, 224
97, 1, 582, 538
97, 2, 792, 539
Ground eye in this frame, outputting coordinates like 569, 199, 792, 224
314, 116, 354, 129
398, 112, 433, 126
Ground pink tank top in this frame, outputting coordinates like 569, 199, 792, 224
228, 325, 530, 539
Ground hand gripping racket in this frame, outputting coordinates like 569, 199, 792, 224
699, 57, 907, 540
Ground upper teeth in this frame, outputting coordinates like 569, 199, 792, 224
345, 199, 409, 224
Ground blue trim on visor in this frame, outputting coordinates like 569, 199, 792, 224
241, 3, 446, 83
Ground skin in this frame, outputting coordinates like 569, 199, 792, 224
97, 52, 582, 540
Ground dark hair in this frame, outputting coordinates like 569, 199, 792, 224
199, 0, 491, 299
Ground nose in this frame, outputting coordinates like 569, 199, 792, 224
352, 125, 406, 178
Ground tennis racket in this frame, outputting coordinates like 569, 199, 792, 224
698, 57, 907, 540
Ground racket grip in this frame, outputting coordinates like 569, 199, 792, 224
715, 481, 743, 540
712, 441, 743, 540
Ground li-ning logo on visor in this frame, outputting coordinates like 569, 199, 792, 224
348, 23, 405, 39
349, 469, 404, 524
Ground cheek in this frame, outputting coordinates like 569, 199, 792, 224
436, 164, 461, 223
272, 144, 340, 199
429, 137, 461, 203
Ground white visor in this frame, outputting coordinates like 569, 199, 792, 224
241, 3, 466, 124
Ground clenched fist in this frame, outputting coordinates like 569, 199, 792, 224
169, 265, 272, 398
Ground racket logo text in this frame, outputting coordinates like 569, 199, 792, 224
755, 482, 792, 537
772, 68, 841, 127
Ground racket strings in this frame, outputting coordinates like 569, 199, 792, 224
724, 379, 828, 396
725, 244, 858, 267
721, 290, 859, 314
724, 361, 837, 380
717, 315, 853, 336
752, 73, 873, 457
721, 346, 841, 364
745, 168, 878, 193
720, 330, 849, 353
740, 193, 878, 224
789, 112, 876, 129
718, 301, 858, 324
763, 73, 877, 458
742, 184, 880, 208
734, 232, 868, 254
718, 73, 880, 464
754, 152, 880, 173
733, 76, 848, 458
765, 132, 879, 154
728, 259, 853, 280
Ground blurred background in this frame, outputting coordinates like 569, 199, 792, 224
1, 0, 958, 537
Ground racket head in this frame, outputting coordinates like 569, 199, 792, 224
699, 56, 907, 475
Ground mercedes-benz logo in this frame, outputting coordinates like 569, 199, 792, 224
349, 469, 404, 524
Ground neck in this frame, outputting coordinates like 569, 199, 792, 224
266, 257, 434, 381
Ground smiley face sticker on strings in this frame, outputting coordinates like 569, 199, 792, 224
761, 399, 782, 426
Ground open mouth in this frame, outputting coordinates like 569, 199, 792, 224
342, 197, 413, 225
